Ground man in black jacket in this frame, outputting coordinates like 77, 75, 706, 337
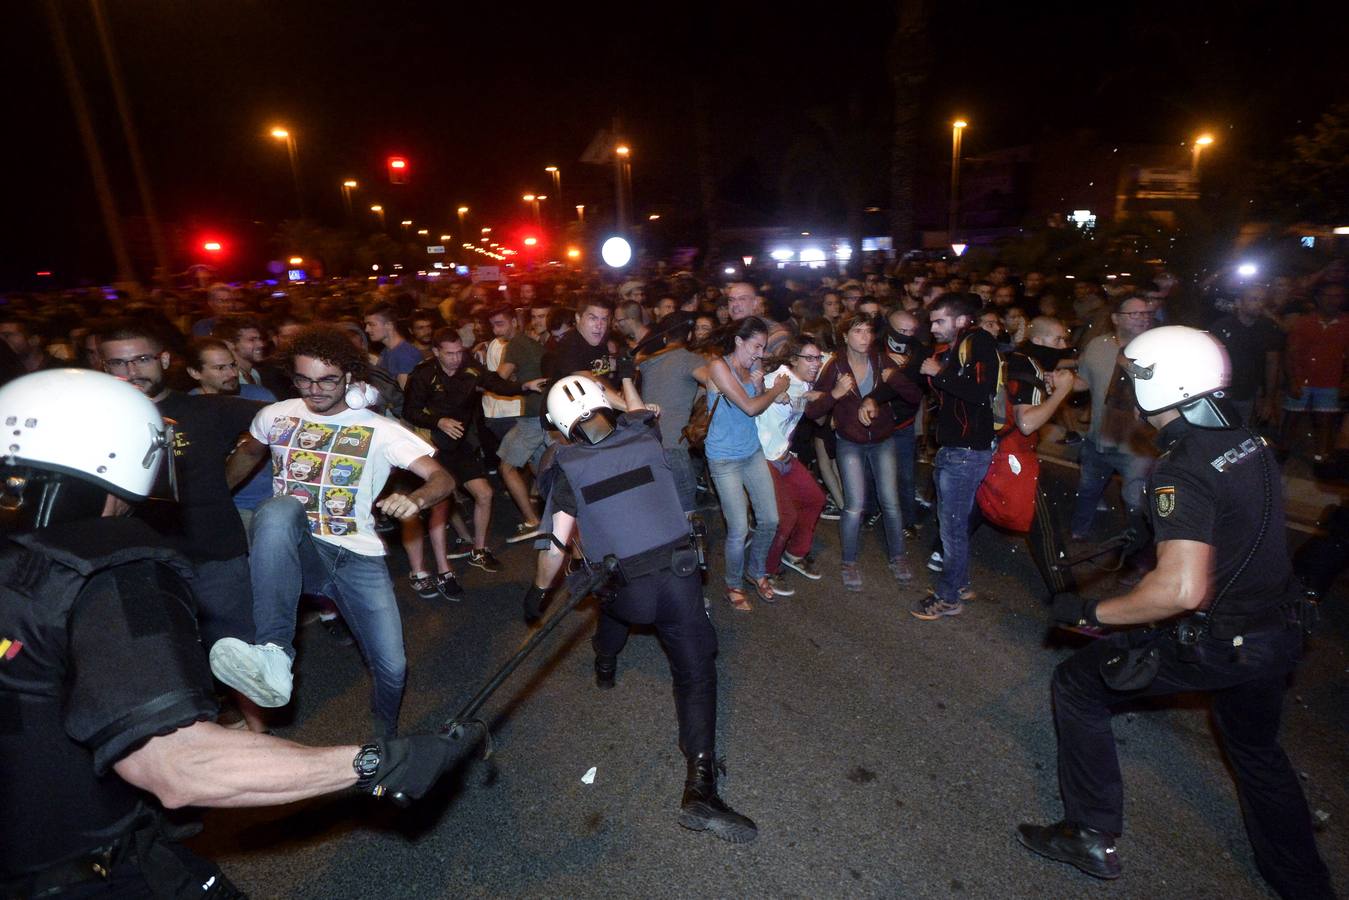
402, 327, 544, 579
914, 293, 999, 620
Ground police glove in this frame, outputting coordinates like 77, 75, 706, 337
615, 353, 638, 382
366, 734, 464, 803
523, 584, 549, 624
1052, 592, 1101, 629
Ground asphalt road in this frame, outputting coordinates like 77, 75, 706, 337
189, 466, 1348, 899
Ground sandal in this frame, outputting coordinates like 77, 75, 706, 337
725, 588, 753, 612
749, 576, 776, 604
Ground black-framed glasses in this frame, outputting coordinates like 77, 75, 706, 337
104, 354, 159, 373
794, 354, 824, 363
292, 374, 345, 389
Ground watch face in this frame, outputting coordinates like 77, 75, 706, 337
354, 745, 381, 778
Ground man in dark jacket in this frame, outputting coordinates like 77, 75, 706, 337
914, 293, 999, 620
402, 327, 544, 579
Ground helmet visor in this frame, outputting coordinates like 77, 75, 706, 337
573, 408, 617, 445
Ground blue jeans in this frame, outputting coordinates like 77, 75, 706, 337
249, 495, 407, 735
708, 452, 779, 588
836, 436, 905, 564
1070, 442, 1153, 538
934, 446, 993, 602
890, 423, 919, 528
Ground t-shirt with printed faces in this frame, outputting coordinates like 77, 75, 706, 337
250, 398, 434, 557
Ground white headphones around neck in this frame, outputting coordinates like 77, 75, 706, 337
344, 380, 381, 410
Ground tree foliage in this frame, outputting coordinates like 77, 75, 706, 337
1255, 103, 1349, 225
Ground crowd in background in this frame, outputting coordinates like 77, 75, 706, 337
1, 252, 1346, 624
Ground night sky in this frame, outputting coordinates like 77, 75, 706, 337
4, 1, 1346, 285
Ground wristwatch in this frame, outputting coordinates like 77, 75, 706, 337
353, 742, 382, 791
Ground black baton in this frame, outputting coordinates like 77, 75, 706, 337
387, 556, 619, 807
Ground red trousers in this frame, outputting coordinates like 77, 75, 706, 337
766, 455, 826, 573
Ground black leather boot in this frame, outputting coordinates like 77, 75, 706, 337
678, 753, 757, 843
1016, 820, 1121, 879
594, 654, 617, 690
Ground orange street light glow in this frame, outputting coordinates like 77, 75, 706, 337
566, 247, 581, 259
523, 194, 536, 202
545, 166, 558, 173
288, 256, 303, 265
952, 119, 968, 129
342, 179, 357, 188
1195, 134, 1215, 146
615, 145, 630, 156
370, 204, 383, 212
270, 127, 289, 140
457, 206, 469, 213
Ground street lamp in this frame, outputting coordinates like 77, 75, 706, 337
369, 204, 385, 228
576, 204, 586, 223
457, 205, 469, 238
949, 118, 967, 244
269, 125, 305, 217
614, 144, 632, 235
523, 193, 542, 226
545, 165, 562, 220
1191, 133, 1215, 178
340, 179, 357, 217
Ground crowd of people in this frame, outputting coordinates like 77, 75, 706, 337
1, 258, 1347, 628
1, 249, 1344, 896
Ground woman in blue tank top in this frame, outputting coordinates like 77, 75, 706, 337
705, 317, 791, 610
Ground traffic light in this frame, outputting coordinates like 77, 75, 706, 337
387, 156, 408, 185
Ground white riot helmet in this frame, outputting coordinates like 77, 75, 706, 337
0, 369, 173, 527
1122, 326, 1235, 428
545, 375, 616, 444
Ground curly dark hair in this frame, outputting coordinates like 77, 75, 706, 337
286, 325, 364, 376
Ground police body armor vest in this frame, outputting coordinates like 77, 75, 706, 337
555, 416, 689, 564
0, 517, 199, 878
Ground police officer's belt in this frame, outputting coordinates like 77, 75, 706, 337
1177, 601, 1297, 643
614, 536, 697, 583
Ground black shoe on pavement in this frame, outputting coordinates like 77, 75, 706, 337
679, 753, 757, 843
409, 572, 439, 599
594, 654, 617, 690
469, 548, 501, 573
434, 571, 463, 600
320, 615, 355, 646
507, 522, 543, 544
1016, 820, 1121, 880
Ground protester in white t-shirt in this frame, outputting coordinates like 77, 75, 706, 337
208, 327, 454, 737
755, 335, 829, 593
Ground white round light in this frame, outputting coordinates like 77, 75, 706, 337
601, 236, 632, 268
1236, 262, 1258, 278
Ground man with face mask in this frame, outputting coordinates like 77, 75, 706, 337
883, 309, 929, 537
523, 375, 758, 844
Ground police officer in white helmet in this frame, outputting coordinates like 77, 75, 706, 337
1017, 327, 1334, 899
525, 374, 758, 843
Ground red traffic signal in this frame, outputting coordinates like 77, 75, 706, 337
387, 156, 409, 184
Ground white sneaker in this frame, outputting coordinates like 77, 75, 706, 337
209, 639, 294, 708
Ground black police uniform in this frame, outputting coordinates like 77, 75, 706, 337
1049, 418, 1333, 899
0, 516, 238, 898
539, 410, 716, 758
